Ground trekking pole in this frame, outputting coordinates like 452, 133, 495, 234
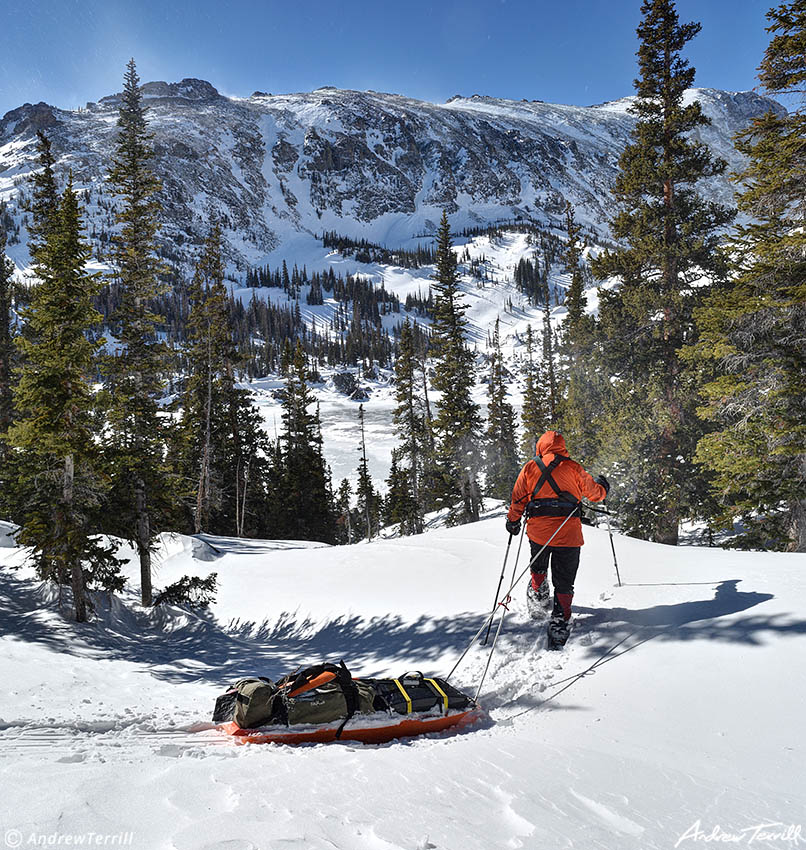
604, 502, 621, 587
475, 589, 511, 702
482, 520, 525, 645
481, 532, 513, 647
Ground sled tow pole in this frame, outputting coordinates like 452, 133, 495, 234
482, 519, 525, 645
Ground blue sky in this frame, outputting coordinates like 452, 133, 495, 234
1, 0, 772, 117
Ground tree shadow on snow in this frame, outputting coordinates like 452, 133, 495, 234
0, 566, 495, 687
0, 569, 801, 693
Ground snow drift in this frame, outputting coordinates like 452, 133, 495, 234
0, 518, 803, 849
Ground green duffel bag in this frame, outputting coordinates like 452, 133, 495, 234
285, 679, 376, 726
232, 677, 280, 729
215, 662, 378, 735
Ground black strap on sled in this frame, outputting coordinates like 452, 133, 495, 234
333, 660, 359, 739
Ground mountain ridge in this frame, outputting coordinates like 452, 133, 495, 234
0, 80, 784, 276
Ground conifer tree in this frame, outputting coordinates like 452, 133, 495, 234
27, 131, 59, 264
520, 324, 548, 460
591, 0, 734, 544
541, 272, 559, 422
2, 133, 59, 522
103, 59, 168, 604
182, 222, 242, 533
561, 202, 591, 341
9, 177, 121, 621
485, 318, 519, 499
558, 202, 600, 463
430, 211, 482, 522
335, 478, 354, 544
0, 230, 15, 459
687, 0, 806, 550
384, 447, 418, 534
279, 342, 335, 542
355, 403, 380, 540
392, 318, 425, 532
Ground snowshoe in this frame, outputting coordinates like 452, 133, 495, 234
547, 617, 570, 650
526, 581, 550, 619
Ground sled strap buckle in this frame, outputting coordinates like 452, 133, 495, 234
392, 678, 412, 714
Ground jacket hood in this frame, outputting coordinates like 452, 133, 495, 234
535, 430, 568, 458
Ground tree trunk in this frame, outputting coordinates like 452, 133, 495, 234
70, 561, 87, 623
421, 360, 435, 454
469, 476, 482, 523
64, 453, 87, 623
135, 477, 152, 606
195, 442, 208, 535
654, 512, 679, 546
238, 457, 251, 538
788, 460, 806, 552
406, 378, 422, 534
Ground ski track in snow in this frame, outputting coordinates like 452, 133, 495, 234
1, 520, 804, 849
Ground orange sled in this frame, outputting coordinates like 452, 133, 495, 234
218, 707, 483, 746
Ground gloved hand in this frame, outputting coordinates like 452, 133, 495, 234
505, 519, 521, 536
595, 474, 610, 495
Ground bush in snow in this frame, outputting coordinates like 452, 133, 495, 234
154, 573, 218, 608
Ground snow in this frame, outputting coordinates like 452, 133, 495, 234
1, 518, 804, 849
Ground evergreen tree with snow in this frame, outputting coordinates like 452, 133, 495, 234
278, 342, 336, 542
590, 0, 735, 544
558, 202, 600, 464
520, 324, 549, 460
2, 133, 59, 523
9, 177, 121, 622
561, 202, 590, 341
102, 59, 171, 605
430, 211, 482, 523
687, 0, 806, 551
384, 447, 418, 535
335, 478, 354, 544
484, 318, 519, 500
541, 270, 559, 423
0, 230, 15, 460
183, 224, 228, 533
26, 131, 59, 265
392, 318, 425, 532
355, 403, 381, 540
182, 222, 270, 537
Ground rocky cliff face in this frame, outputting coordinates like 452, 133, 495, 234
0, 79, 782, 273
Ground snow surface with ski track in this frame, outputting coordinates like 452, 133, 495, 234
1, 517, 803, 849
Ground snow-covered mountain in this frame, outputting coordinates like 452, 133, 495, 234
0, 80, 782, 274
1, 516, 803, 848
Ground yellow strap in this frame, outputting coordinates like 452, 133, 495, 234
426, 678, 449, 713
392, 679, 412, 714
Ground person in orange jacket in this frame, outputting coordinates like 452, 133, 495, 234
506, 430, 609, 647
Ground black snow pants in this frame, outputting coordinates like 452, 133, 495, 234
529, 543, 580, 620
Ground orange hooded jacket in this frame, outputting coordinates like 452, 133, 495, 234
507, 430, 606, 547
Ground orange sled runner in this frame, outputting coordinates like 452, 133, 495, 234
212, 662, 482, 746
